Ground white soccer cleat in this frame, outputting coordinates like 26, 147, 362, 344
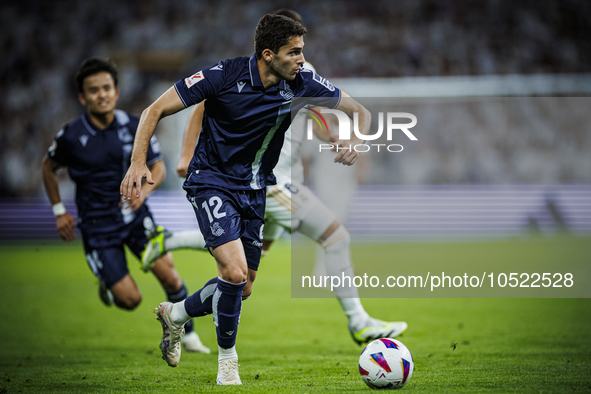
350, 318, 408, 345
154, 302, 185, 367
216, 359, 242, 385
182, 331, 211, 354
141, 226, 170, 272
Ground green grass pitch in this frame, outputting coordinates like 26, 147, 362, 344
0, 237, 590, 393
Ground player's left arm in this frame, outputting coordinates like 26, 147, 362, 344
124, 159, 167, 213
332, 91, 371, 166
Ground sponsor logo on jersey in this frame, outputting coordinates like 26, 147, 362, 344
184, 71, 205, 88
79, 135, 89, 147
210, 222, 225, 237
237, 81, 246, 93
251, 240, 263, 248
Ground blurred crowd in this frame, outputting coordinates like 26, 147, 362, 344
1, 0, 590, 197
356, 97, 591, 185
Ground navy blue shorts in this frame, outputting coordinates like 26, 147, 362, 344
81, 207, 156, 288
184, 184, 265, 271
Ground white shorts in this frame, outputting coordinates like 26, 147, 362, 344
264, 178, 337, 242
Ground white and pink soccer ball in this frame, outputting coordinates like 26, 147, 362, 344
358, 338, 414, 389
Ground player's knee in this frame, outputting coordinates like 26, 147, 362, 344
225, 270, 248, 284
227, 274, 247, 284
115, 293, 142, 310
321, 225, 350, 252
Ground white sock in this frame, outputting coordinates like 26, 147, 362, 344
339, 298, 370, 331
164, 230, 206, 251
218, 346, 238, 361
321, 226, 359, 299
171, 301, 191, 325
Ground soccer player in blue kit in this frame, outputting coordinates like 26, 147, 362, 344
120, 15, 370, 385
41, 58, 209, 353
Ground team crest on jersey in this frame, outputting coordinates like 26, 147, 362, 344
117, 127, 133, 143
312, 72, 335, 91
210, 222, 225, 237
280, 84, 294, 100
79, 135, 89, 147
185, 71, 205, 88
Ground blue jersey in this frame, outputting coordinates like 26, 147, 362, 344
175, 55, 341, 190
47, 110, 162, 230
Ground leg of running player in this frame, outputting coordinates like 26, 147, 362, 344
303, 216, 407, 344
150, 252, 210, 353
266, 180, 407, 344
108, 274, 142, 310
142, 228, 207, 272
154, 239, 246, 383
206, 240, 246, 385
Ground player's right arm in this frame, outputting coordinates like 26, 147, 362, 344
176, 101, 205, 178
41, 156, 76, 242
121, 87, 189, 200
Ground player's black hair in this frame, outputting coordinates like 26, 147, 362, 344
254, 14, 306, 60
271, 8, 303, 24
75, 58, 118, 93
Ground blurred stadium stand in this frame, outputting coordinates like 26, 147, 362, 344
1, 1, 590, 239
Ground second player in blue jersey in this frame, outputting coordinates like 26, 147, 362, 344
120, 14, 371, 385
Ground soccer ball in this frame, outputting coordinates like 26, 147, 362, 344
358, 338, 414, 389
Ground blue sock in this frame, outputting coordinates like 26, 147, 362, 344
214, 278, 246, 349
184, 277, 218, 317
167, 282, 193, 334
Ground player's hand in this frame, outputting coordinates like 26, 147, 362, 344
120, 186, 146, 213
176, 157, 191, 178
333, 138, 362, 166
56, 213, 76, 242
121, 161, 153, 200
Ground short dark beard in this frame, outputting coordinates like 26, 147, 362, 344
269, 57, 293, 81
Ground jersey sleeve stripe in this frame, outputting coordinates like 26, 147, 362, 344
249, 103, 291, 189
174, 84, 189, 108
